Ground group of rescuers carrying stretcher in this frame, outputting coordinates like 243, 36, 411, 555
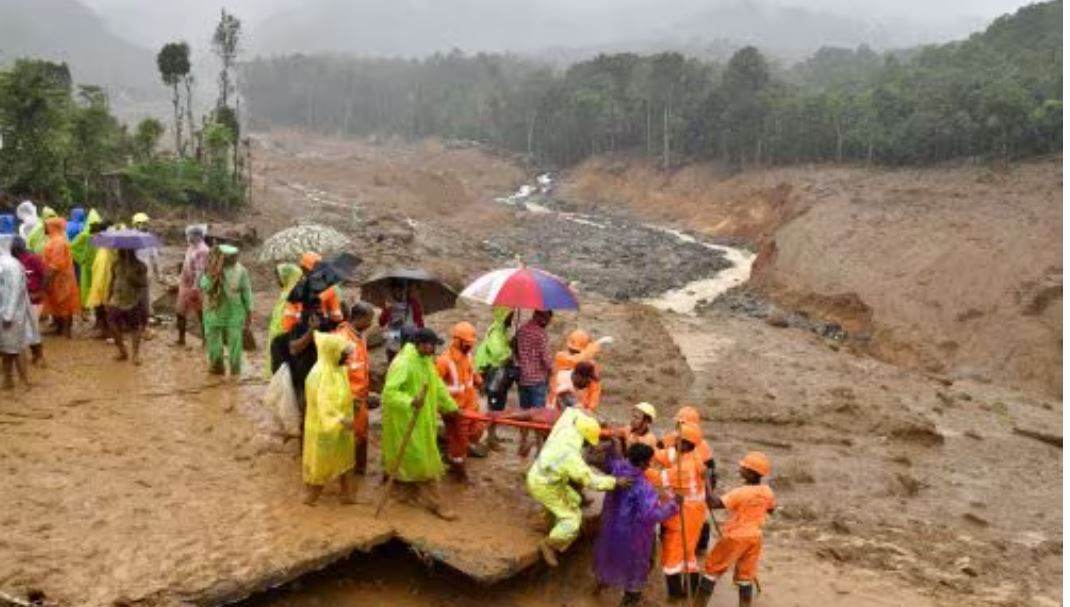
265, 262, 775, 607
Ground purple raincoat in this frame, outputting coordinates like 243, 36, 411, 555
594, 455, 679, 591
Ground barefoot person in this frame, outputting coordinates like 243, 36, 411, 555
380, 328, 459, 520
527, 414, 632, 567
106, 249, 148, 365
0, 234, 32, 390
700, 452, 776, 607
174, 225, 210, 347
302, 332, 357, 506
12, 237, 45, 366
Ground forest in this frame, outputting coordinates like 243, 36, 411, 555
243, 0, 1061, 168
0, 10, 247, 208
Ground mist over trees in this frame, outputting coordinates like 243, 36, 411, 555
243, 0, 1061, 168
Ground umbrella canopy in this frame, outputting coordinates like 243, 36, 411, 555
361, 269, 458, 315
258, 224, 351, 263
461, 267, 578, 311
91, 229, 162, 250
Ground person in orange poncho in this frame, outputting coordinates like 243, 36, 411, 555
41, 218, 80, 338
334, 301, 375, 475
437, 321, 486, 479
548, 329, 611, 412
280, 252, 344, 333
650, 421, 710, 599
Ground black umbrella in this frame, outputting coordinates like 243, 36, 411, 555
361, 269, 457, 315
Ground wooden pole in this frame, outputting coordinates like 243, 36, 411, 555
675, 420, 692, 604
374, 384, 427, 517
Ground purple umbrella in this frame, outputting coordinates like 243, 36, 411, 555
91, 229, 162, 250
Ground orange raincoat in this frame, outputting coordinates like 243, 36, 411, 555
549, 342, 602, 411
41, 218, 80, 317
334, 322, 370, 443
650, 448, 709, 575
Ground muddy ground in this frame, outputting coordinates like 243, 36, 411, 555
0, 133, 1061, 607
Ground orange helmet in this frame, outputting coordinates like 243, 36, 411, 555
451, 321, 478, 345
675, 406, 700, 425
679, 421, 703, 446
739, 451, 771, 477
566, 329, 591, 351
300, 251, 322, 271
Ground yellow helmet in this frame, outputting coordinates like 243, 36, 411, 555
132, 212, 150, 225
634, 402, 657, 421
575, 414, 601, 446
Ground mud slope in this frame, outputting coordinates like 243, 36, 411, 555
561, 157, 1063, 398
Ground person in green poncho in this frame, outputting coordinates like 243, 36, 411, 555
303, 331, 356, 506
474, 307, 515, 449
381, 329, 460, 520
200, 244, 253, 376
265, 263, 302, 377
69, 209, 102, 314
26, 206, 57, 253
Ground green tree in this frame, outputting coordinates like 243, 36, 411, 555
157, 42, 191, 155
213, 9, 242, 110
133, 117, 164, 160
0, 60, 74, 199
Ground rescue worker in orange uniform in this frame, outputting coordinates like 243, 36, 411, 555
335, 301, 375, 475
548, 329, 613, 411
700, 452, 776, 606
436, 321, 486, 479
620, 402, 658, 450
655, 405, 717, 555
281, 252, 344, 333
651, 421, 710, 598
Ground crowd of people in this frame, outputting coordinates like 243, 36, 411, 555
0, 203, 778, 607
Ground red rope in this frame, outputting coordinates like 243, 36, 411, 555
456, 409, 619, 438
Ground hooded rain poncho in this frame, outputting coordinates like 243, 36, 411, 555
381, 342, 459, 482
70, 209, 102, 307
303, 332, 356, 484
474, 306, 513, 371
0, 235, 33, 354
595, 453, 679, 591
41, 218, 80, 317
265, 263, 302, 376
27, 206, 57, 253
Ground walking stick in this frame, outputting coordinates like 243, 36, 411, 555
675, 421, 693, 605
375, 384, 427, 517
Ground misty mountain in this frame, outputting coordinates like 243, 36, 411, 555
250, 0, 984, 60
0, 0, 155, 91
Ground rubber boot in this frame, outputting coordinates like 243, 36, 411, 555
665, 573, 687, 599
698, 575, 716, 595
738, 582, 755, 606
620, 591, 642, 606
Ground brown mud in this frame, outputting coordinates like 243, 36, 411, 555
1, 133, 1061, 607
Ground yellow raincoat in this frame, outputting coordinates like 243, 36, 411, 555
265, 263, 303, 377
85, 245, 116, 309
303, 332, 356, 485
526, 412, 617, 551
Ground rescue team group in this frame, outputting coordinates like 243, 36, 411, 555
0, 206, 774, 607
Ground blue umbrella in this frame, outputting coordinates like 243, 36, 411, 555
91, 229, 162, 250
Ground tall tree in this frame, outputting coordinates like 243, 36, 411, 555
156, 42, 191, 155
213, 9, 242, 110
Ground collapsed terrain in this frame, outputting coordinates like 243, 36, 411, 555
0, 132, 1061, 607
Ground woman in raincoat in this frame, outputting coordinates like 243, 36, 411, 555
265, 263, 302, 376
381, 332, 459, 520
85, 224, 117, 338
303, 331, 356, 505
41, 218, 80, 338
69, 209, 102, 311
27, 206, 57, 253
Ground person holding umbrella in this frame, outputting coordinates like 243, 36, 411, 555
380, 328, 459, 520
200, 245, 253, 377
106, 249, 149, 364
378, 279, 424, 364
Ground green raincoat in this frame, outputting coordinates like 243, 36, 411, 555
474, 306, 513, 371
200, 259, 253, 374
265, 263, 303, 376
526, 411, 616, 550
381, 343, 459, 482
303, 332, 356, 485
26, 206, 57, 253
69, 209, 102, 308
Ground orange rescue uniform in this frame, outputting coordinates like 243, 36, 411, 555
703, 485, 776, 583
650, 448, 709, 575
280, 287, 344, 333
548, 342, 602, 411
436, 344, 484, 464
